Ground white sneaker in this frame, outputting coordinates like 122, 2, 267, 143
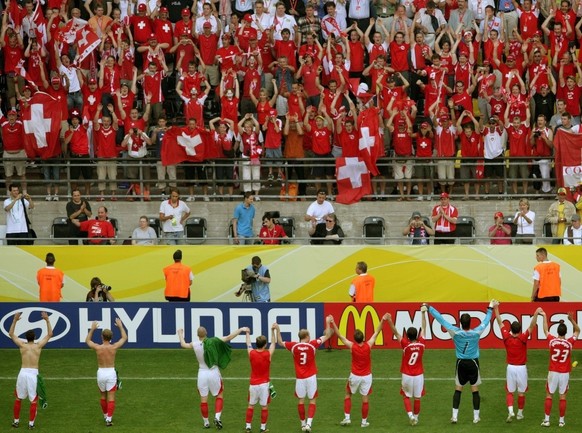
516, 413, 524, 420
473, 417, 480, 424
450, 417, 457, 424
360, 421, 369, 428
506, 413, 515, 423
416, 195, 424, 201
186, 196, 195, 202
52, 195, 59, 201
409, 415, 417, 426
559, 421, 565, 427
303, 424, 311, 432
340, 418, 351, 426
45, 195, 51, 201
541, 420, 550, 427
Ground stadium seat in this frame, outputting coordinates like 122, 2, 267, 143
504, 216, 517, 241
148, 217, 161, 237
455, 216, 476, 244
363, 216, 385, 244
108, 218, 119, 235
184, 217, 207, 244
543, 219, 553, 241
278, 216, 295, 240
422, 216, 432, 228
51, 217, 70, 244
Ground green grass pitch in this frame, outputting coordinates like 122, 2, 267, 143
1, 347, 581, 432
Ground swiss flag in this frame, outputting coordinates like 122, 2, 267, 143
161, 126, 208, 166
15, 59, 36, 87
335, 157, 372, 205
57, 17, 89, 45
554, 129, 582, 188
75, 26, 101, 64
21, 92, 62, 160
8, 1, 23, 28
357, 106, 382, 176
32, 1, 48, 47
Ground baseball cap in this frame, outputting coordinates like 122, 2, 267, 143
483, 60, 490, 66
494, 211, 504, 219
88, 78, 97, 84
138, 3, 147, 11
269, 109, 277, 116
159, 6, 168, 13
51, 76, 61, 84
572, 214, 581, 221
440, 192, 450, 199
69, 109, 81, 119
22, 85, 32, 92
463, 30, 472, 37
489, 117, 497, 123
557, 187, 567, 195
507, 55, 516, 61
411, 211, 422, 218
181, 8, 190, 16
7, 109, 17, 115
420, 122, 430, 128
540, 84, 549, 89
148, 33, 157, 41
243, 13, 253, 22
440, 115, 449, 121
203, 22, 212, 29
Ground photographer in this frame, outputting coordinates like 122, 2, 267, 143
403, 211, 434, 245
86, 277, 115, 302
245, 256, 271, 303
488, 211, 512, 245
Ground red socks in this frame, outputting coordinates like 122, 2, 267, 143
298, 404, 306, 421
344, 397, 352, 415
403, 397, 412, 413
518, 395, 525, 410
559, 399, 566, 417
261, 408, 268, 424
506, 393, 514, 407
29, 399, 38, 422
413, 399, 420, 415
201, 402, 209, 418
308, 403, 316, 419
362, 402, 369, 419
100, 398, 107, 415
215, 397, 224, 414
14, 399, 21, 419
545, 397, 552, 416
107, 401, 115, 418
246, 408, 254, 423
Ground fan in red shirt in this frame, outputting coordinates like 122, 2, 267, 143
388, 31, 409, 73
540, 310, 580, 428
494, 305, 542, 423
152, 7, 174, 49
330, 314, 387, 428
275, 317, 332, 433
258, 213, 288, 244
431, 192, 459, 244
456, 111, 483, 200
244, 327, 276, 433
129, 4, 153, 45
386, 309, 427, 427
504, 108, 531, 196
72, 206, 116, 244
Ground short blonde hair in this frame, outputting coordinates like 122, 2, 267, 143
519, 198, 530, 209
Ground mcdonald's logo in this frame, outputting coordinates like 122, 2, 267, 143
338, 305, 384, 346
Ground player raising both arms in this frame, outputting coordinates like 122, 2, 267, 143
540, 310, 580, 428
9, 312, 53, 430
85, 318, 128, 427
245, 325, 277, 433
178, 326, 249, 430
494, 304, 542, 423
386, 307, 428, 426
274, 316, 333, 433
330, 313, 388, 428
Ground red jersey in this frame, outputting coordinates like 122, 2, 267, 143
142, 71, 166, 104
454, 62, 472, 89
274, 39, 297, 69
348, 41, 365, 72
102, 65, 122, 94
180, 72, 205, 97
502, 325, 530, 366
220, 96, 239, 123
432, 204, 458, 233
130, 15, 153, 44
115, 91, 136, 125
435, 122, 456, 157
548, 335, 577, 373
124, 118, 146, 135
197, 33, 219, 66
79, 219, 115, 243
392, 130, 413, 157
259, 224, 286, 244
264, 119, 283, 149
81, 85, 103, 122
242, 66, 261, 99
558, 84, 582, 116
285, 339, 322, 379
94, 125, 118, 158
400, 336, 425, 376
337, 129, 359, 157
216, 45, 241, 72
532, 128, 552, 157
2, 44, 23, 74
459, 131, 482, 158
311, 127, 332, 155
518, 9, 539, 40
0, 119, 24, 151
507, 124, 530, 157
153, 18, 174, 48
389, 41, 409, 72
299, 64, 319, 97
351, 343, 372, 376
65, 125, 90, 155
416, 135, 433, 158
489, 96, 507, 121
249, 349, 271, 385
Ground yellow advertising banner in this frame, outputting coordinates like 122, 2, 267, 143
0, 245, 580, 303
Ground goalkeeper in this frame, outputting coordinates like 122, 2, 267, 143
424, 300, 498, 425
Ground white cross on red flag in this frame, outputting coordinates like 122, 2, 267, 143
75, 27, 101, 64
161, 126, 208, 165
32, 1, 48, 47
21, 92, 62, 160
335, 157, 372, 205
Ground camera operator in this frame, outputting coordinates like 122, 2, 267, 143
86, 277, 115, 302
403, 211, 435, 245
245, 256, 271, 302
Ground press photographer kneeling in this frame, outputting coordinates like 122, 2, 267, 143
86, 277, 115, 302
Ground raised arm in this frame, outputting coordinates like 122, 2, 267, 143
85, 321, 99, 349
568, 311, 580, 338
112, 318, 127, 348
36, 312, 54, 348
319, 315, 334, 344
330, 315, 353, 348
222, 327, 250, 342
9, 312, 25, 347
177, 328, 193, 349
367, 313, 389, 346
385, 312, 402, 341
528, 307, 542, 334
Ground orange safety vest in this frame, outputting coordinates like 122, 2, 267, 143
163, 262, 192, 299
352, 274, 376, 303
37, 267, 64, 302
535, 261, 561, 299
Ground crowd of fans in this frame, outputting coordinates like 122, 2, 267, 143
2, 0, 582, 204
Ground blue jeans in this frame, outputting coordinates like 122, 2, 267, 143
164, 231, 185, 245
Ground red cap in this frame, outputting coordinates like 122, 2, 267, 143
482, 60, 490, 66
507, 55, 516, 61
7, 109, 17, 115
440, 115, 449, 121
269, 109, 278, 116
148, 33, 157, 41
69, 109, 81, 119
88, 78, 97, 84
203, 22, 212, 29
181, 8, 190, 16
420, 122, 430, 129
440, 192, 450, 199
243, 14, 253, 22
51, 76, 61, 84
159, 6, 168, 13
22, 85, 32, 92
540, 84, 549, 89
494, 211, 504, 219
138, 4, 147, 11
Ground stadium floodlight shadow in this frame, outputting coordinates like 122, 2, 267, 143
363, 216, 385, 245
184, 217, 207, 245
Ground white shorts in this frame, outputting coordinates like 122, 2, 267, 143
249, 382, 269, 406
506, 364, 528, 393
546, 371, 570, 395
401, 373, 425, 399
393, 160, 414, 180
15, 368, 38, 401
346, 373, 372, 396
97, 368, 117, 393
295, 375, 318, 400
198, 368, 223, 397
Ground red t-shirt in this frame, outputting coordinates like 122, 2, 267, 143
389, 41, 409, 72
79, 219, 115, 243
548, 335, 577, 373
249, 349, 271, 385
351, 343, 372, 376
348, 41, 365, 72
259, 224, 286, 244
558, 84, 582, 116
65, 125, 90, 155
502, 325, 530, 365
337, 129, 359, 157
416, 135, 433, 158
0, 120, 24, 151
94, 125, 118, 158
507, 124, 530, 157
392, 130, 413, 157
274, 39, 297, 69
459, 131, 482, 158
311, 127, 332, 155
400, 336, 425, 376
130, 15, 153, 44
432, 204, 458, 232
285, 339, 322, 379
197, 33, 219, 66
220, 96, 239, 124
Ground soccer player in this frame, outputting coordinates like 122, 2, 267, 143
177, 326, 249, 429
386, 307, 428, 426
244, 325, 277, 433
274, 316, 333, 432
9, 311, 52, 429
85, 318, 128, 427
494, 304, 542, 422
540, 310, 580, 428
329, 313, 388, 428
426, 300, 497, 424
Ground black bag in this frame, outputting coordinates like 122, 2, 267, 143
22, 198, 36, 245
